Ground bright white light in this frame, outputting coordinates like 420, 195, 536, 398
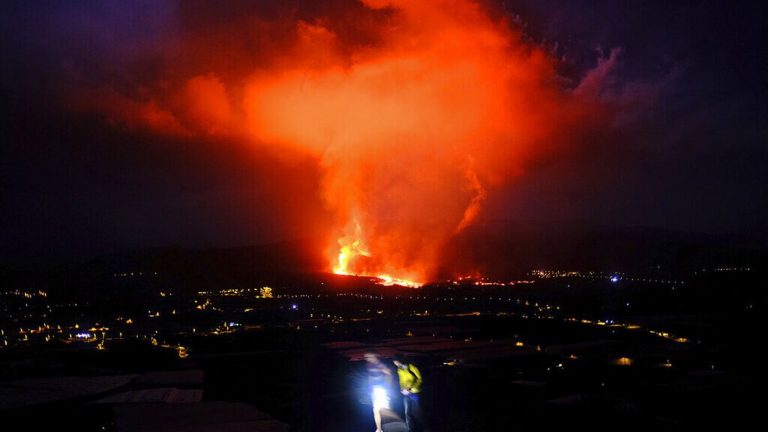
610, 276, 619, 283
372, 385, 389, 410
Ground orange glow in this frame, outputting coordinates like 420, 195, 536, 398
243, 0, 587, 284
71, 0, 608, 285
179, 73, 232, 135
375, 274, 422, 288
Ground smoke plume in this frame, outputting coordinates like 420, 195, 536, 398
69, 0, 616, 284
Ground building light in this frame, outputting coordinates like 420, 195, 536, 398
615, 357, 633, 366
260, 287, 274, 298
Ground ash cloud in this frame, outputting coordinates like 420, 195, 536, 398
2, 0, 764, 266
0, 0, 646, 274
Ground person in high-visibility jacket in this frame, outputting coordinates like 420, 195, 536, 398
393, 354, 430, 432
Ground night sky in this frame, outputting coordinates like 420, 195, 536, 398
1, 0, 766, 264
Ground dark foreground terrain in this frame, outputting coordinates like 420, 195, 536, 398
2, 266, 765, 431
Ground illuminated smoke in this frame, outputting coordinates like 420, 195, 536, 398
71, 0, 612, 285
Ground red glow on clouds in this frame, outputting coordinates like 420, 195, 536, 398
70, 0, 610, 285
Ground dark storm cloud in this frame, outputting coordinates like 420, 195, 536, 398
493, 0, 767, 239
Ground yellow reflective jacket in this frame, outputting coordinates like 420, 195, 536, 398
397, 363, 423, 394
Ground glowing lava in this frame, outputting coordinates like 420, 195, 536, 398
331, 217, 423, 287
332, 217, 370, 275
374, 274, 423, 289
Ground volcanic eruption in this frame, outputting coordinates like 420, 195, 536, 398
70, 0, 612, 286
